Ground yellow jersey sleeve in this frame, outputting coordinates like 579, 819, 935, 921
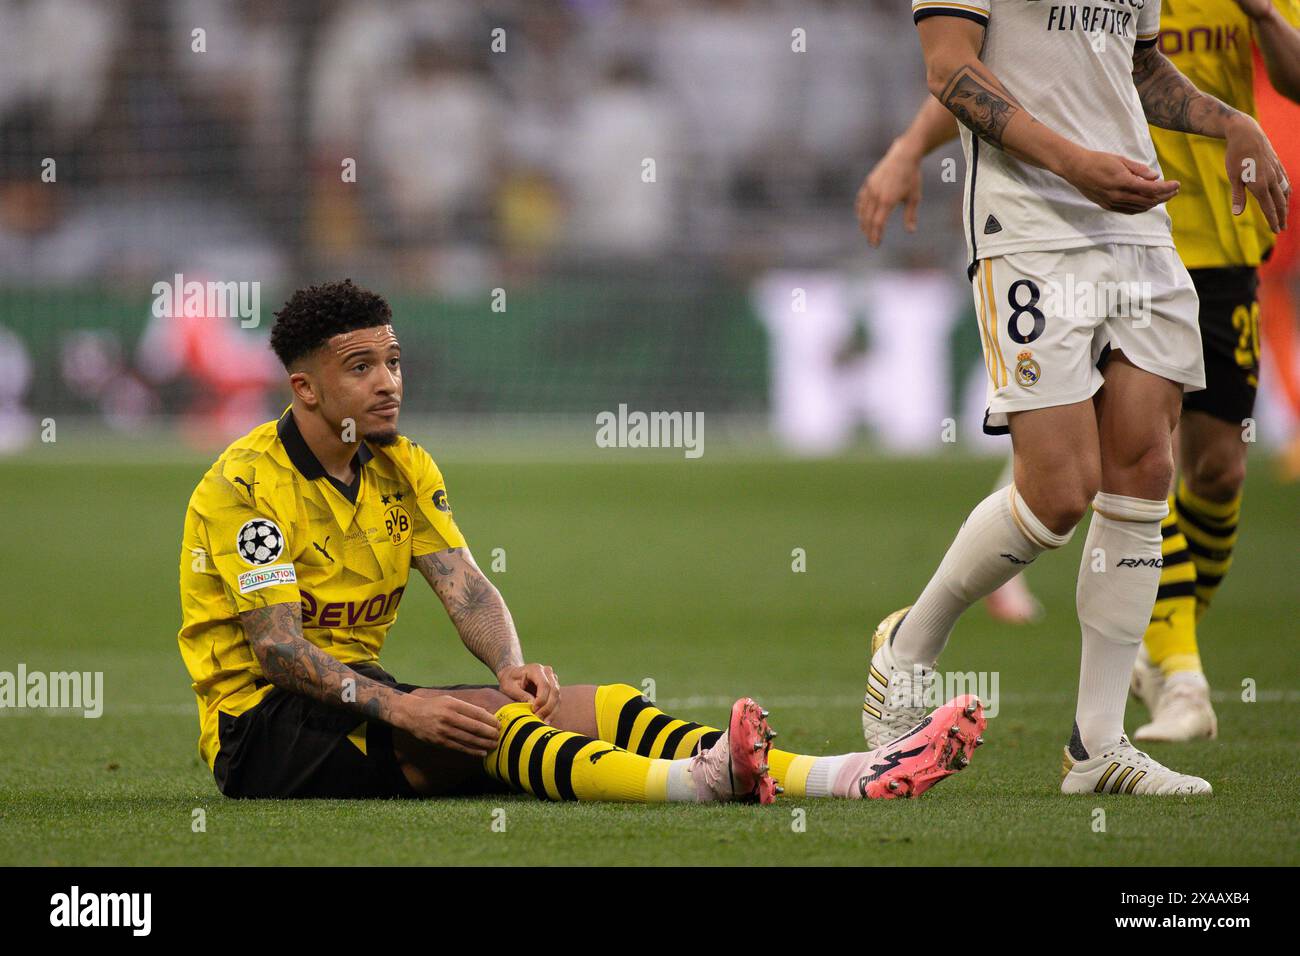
408, 445, 468, 557
192, 465, 300, 612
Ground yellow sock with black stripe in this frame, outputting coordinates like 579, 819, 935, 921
593, 683, 819, 797
485, 702, 696, 802
1175, 478, 1241, 621
1141, 496, 1202, 676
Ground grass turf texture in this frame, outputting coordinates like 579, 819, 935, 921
1, 454, 1296, 866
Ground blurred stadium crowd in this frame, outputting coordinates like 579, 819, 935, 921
0, 0, 949, 291
0, 0, 1296, 460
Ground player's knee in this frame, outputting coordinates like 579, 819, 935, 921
1185, 448, 1246, 502
1021, 481, 1093, 536
1105, 439, 1174, 502
1021, 459, 1099, 534
1132, 442, 1176, 500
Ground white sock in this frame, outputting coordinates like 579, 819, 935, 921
666, 760, 697, 802
1073, 492, 1168, 757
804, 755, 851, 798
893, 484, 1073, 668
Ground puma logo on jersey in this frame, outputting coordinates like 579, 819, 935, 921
233, 476, 259, 497
313, 537, 334, 562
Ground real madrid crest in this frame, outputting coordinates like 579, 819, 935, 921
1015, 350, 1041, 388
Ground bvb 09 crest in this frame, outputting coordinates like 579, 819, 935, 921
384, 505, 412, 545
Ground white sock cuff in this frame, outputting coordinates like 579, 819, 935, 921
1091, 492, 1169, 524
1009, 485, 1073, 550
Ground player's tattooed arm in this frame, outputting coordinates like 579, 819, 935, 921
916, 17, 1082, 175
413, 548, 524, 677
1132, 44, 1290, 230
938, 67, 1022, 149
240, 600, 408, 725
1130, 45, 1240, 136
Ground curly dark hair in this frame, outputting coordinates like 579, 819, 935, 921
269, 279, 393, 368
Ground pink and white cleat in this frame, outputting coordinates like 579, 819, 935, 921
688, 697, 778, 804
842, 695, 987, 799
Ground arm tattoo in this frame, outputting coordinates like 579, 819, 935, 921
239, 601, 404, 724
940, 66, 1020, 148
1132, 46, 1237, 134
414, 550, 524, 676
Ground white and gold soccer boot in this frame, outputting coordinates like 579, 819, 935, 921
1060, 736, 1212, 796
863, 607, 934, 750
1134, 672, 1218, 742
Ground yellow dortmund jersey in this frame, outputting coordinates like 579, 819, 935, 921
177, 409, 466, 768
1152, 0, 1300, 268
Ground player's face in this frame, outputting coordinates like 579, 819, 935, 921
318, 325, 404, 446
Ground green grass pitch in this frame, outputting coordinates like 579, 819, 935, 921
1, 451, 1296, 865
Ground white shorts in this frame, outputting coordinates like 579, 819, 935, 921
971, 243, 1205, 433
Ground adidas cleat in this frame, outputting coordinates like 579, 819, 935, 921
1134, 672, 1217, 742
1060, 736, 1212, 795
863, 606, 933, 749
1129, 643, 1165, 715
844, 695, 987, 800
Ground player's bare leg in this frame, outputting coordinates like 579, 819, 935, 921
392, 686, 514, 795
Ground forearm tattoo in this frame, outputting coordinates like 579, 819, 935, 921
414, 549, 524, 676
940, 67, 1021, 148
1132, 46, 1237, 134
239, 601, 402, 723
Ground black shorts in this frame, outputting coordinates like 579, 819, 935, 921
1183, 266, 1260, 424
212, 663, 495, 799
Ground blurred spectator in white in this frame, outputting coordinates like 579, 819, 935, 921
0, 0, 121, 140
0, 325, 34, 453
369, 34, 503, 240
561, 57, 681, 257
170, 0, 295, 201
654, 0, 795, 185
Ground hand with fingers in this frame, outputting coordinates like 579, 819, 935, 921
1224, 113, 1290, 232
1059, 147, 1181, 214
856, 140, 925, 247
397, 694, 502, 757
497, 662, 561, 723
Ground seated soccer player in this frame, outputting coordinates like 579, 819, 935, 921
177, 279, 986, 803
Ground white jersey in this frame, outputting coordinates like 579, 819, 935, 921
911, 0, 1174, 268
